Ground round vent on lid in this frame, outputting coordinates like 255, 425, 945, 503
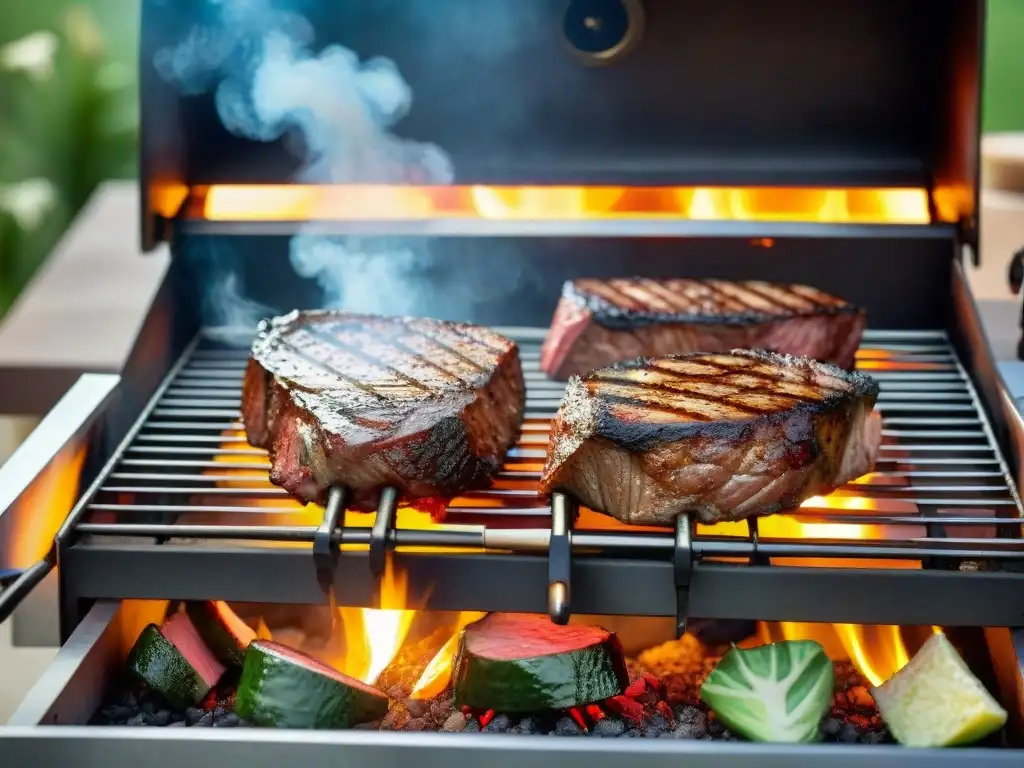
562, 0, 645, 65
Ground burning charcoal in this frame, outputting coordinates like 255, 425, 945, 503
442, 712, 467, 732
404, 717, 429, 732
483, 714, 511, 733
196, 712, 215, 728
672, 707, 707, 740
821, 716, 842, 738
554, 716, 583, 737
125, 715, 148, 726
153, 710, 173, 727
185, 707, 206, 725
215, 712, 240, 727
847, 686, 875, 709
463, 719, 481, 733
405, 699, 429, 718
591, 718, 626, 738
381, 708, 411, 731
386, 683, 412, 701
167, 720, 186, 727
353, 720, 383, 731
213, 705, 228, 718
839, 722, 862, 743
623, 728, 642, 738
429, 698, 454, 722
643, 714, 670, 737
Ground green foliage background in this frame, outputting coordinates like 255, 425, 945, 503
0, 0, 1022, 318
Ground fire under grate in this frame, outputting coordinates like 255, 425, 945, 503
60, 327, 1024, 629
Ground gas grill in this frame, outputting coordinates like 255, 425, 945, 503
2, 0, 1024, 765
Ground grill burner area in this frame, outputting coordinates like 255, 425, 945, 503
88, 614, 893, 744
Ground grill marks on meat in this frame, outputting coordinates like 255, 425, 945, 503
241, 310, 525, 509
540, 278, 866, 379
539, 349, 882, 526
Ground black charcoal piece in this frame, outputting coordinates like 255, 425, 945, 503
483, 714, 511, 733
554, 716, 583, 736
592, 718, 626, 738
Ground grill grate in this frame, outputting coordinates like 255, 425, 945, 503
61, 327, 1024, 626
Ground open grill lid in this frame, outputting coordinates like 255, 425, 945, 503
140, 0, 982, 242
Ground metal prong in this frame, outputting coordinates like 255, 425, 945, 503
674, 514, 693, 638
370, 487, 398, 577
547, 492, 574, 625
314, 486, 347, 594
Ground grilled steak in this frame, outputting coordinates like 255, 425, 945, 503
540, 278, 866, 379
539, 349, 881, 526
242, 310, 525, 509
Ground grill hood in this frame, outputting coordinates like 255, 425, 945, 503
139, 0, 984, 248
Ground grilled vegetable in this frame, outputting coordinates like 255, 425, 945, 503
186, 600, 257, 667
236, 640, 390, 729
126, 614, 226, 709
872, 632, 1007, 747
451, 613, 629, 712
700, 640, 833, 743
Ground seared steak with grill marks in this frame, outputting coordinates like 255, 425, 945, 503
539, 350, 881, 526
241, 310, 525, 509
540, 278, 866, 379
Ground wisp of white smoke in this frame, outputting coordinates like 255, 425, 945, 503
157, 0, 493, 324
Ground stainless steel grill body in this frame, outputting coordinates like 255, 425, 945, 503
3, 0, 1023, 764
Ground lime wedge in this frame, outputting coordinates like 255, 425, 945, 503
872, 632, 1007, 748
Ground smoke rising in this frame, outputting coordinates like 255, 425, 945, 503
157, 0, 498, 326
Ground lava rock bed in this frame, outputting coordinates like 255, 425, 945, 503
90, 635, 892, 744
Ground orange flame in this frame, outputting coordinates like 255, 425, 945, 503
409, 611, 487, 699
760, 621, 913, 687
323, 558, 417, 685
194, 184, 932, 224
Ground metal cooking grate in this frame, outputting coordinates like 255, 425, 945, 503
62, 327, 1024, 627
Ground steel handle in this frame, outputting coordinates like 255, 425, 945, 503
0, 373, 119, 625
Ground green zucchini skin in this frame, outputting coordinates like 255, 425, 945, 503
236, 641, 390, 729
185, 601, 254, 667
452, 614, 629, 712
126, 624, 211, 709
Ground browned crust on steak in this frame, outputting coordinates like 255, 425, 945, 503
540, 278, 866, 379
539, 349, 881, 525
241, 310, 525, 510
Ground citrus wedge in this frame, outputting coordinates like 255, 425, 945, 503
872, 632, 1007, 748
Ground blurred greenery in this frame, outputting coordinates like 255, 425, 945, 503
0, 0, 137, 316
0, 1, 1023, 318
